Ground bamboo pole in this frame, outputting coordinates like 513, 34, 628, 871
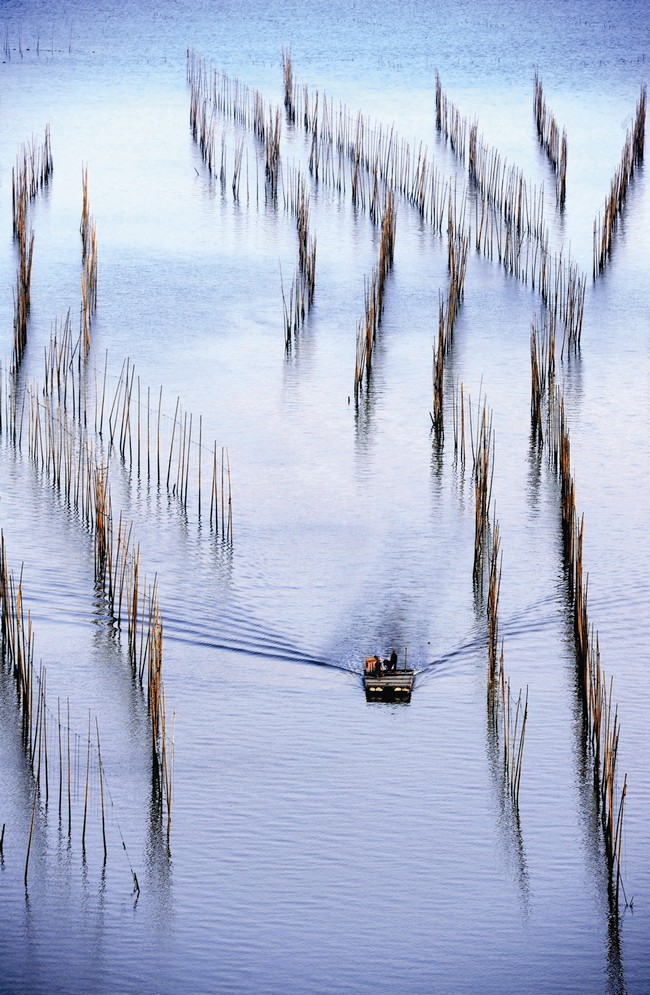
96, 718, 107, 863
81, 711, 91, 851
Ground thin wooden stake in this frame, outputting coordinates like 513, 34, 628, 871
96, 718, 107, 863
81, 711, 91, 851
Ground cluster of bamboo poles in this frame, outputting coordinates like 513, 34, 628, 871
471, 178, 585, 352
483, 494, 528, 811
3, 25, 52, 59
281, 167, 317, 346
93, 489, 158, 677
432, 74, 586, 365
348, 118, 450, 232
0, 532, 35, 748
11, 129, 52, 370
19, 384, 101, 527
189, 74, 244, 196
469, 135, 577, 324
533, 72, 567, 207
19, 315, 233, 537
486, 515, 501, 674
546, 386, 626, 904
435, 72, 585, 347
0, 534, 132, 879
435, 71, 468, 160
5, 367, 147, 651
105, 358, 233, 536
472, 180, 543, 276
12, 222, 34, 372
188, 56, 252, 199
451, 380, 467, 465
431, 203, 469, 436
187, 49, 262, 131
0, 324, 231, 842
264, 107, 282, 199
469, 396, 495, 586
530, 307, 556, 441
284, 55, 452, 231
470, 131, 548, 242
530, 328, 627, 904
296, 166, 317, 293
282, 47, 297, 124
593, 82, 646, 278
80, 165, 98, 351
2, 324, 98, 533
92, 488, 173, 829
187, 50, 282, 204
29, 684, 111, 876
462, 399, 528, 810
1, 360, 176, 839
353, 191, 396, 395
436, 70, 546, 237
492, 646, 529, 808
439, 70, 549, 243
189, 67, 217, 169
196, 54, 586, 362
485, 495, 528, 810
11, 126, 53, 233
469, 135, 585, 350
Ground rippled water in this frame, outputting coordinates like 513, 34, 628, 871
1, 0, 649, 992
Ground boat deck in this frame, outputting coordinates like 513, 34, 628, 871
364, 665, 415, 703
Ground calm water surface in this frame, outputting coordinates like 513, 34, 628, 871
0, 0, 649, 992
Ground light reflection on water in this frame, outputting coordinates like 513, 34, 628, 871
0, 0, 649, 991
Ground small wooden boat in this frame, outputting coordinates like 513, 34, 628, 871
364, 656, 415, 702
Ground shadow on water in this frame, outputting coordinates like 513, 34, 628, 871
485, 689, 531, 918
353, 373, 378, 467
22, 888, 43, 991
430, 421, 445, 482
526, 418, 544, 508
558, 339, 584, 404
85, 863, 107, 990
145, 758, 174, 929
282, 310, 318, 377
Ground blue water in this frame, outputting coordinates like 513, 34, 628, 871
0, 0, 649, 992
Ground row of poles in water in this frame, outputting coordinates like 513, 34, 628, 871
189, 48, 644, 395
0, 527, 167, 890
3, 112, 239, 888
193, 46, 645, 360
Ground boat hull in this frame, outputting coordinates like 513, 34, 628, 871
364, 670, 415, 703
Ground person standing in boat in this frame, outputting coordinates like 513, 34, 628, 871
374, 654, 382, 677
389, 648, 398, 671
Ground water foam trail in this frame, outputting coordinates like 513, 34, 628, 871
17, 562, 579, 684
14, 564, 342, 672
163, 621, 334, 670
